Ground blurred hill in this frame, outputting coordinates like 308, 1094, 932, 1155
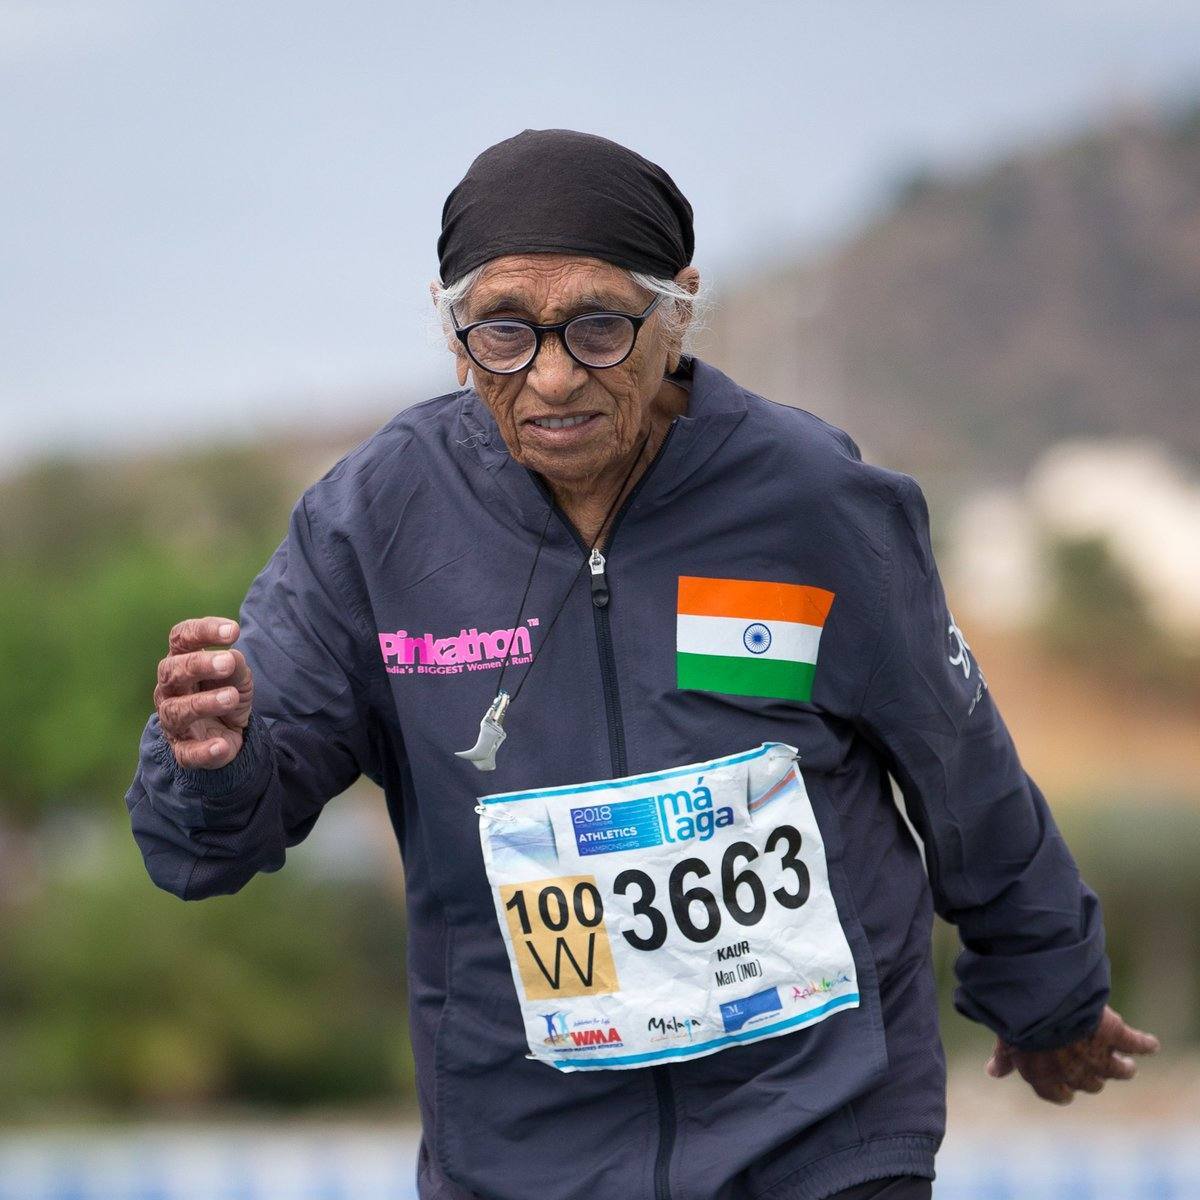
699, 100, 1200, 496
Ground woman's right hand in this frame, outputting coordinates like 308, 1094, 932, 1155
154, 616, 254, 769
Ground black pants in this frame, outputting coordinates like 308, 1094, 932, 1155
828, 1178, 932, 1200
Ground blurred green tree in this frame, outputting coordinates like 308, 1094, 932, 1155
0, 825, 412, 1119
0, 447, 300, 825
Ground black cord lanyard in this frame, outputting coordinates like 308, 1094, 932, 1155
495, 427, 653, 705
455, 429, 654, 771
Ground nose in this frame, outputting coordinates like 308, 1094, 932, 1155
527, 331, 588, 404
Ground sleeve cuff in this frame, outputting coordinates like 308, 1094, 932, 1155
953, 888, 1111, 1051
1009, 1003, 1107, 1052
147, 710, 275, 823
169, 709, 270, 793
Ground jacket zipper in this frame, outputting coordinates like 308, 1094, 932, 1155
652, 1067, 677, 1200
542, 419, 677, 775
535, 420, 679, 1200
588, 548, 609, 608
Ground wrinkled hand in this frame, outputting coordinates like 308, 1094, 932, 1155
154, 616, 253, 769
986, 1005, 1160, 1104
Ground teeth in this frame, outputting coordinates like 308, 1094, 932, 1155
533, 414, 591, 429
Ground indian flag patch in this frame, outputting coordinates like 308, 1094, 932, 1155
676, 576, 835, 703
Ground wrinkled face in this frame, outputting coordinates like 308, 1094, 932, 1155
443, 254, 685, 492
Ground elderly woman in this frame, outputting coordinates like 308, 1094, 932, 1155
127, 129, 1156, 1200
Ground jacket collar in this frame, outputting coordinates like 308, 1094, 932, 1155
456, 355, 748, 538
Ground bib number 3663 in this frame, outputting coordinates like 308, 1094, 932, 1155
479, 744, 860, 1071
615, 826, 809, 950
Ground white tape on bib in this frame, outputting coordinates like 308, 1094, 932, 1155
477, 743, 859, 1071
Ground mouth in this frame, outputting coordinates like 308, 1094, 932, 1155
521, 412, 606, 448
526, 412, 601, 431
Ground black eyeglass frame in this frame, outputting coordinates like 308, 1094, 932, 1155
451, 294, 664, 375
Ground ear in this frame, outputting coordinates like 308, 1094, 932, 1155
665, 266, 701, 372
675, 265, 701, 297
433, 278, 472, 386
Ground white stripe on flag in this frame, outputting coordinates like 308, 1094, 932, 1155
676, 614, 823, 663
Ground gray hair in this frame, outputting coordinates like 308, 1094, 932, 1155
433, 263, 710, 357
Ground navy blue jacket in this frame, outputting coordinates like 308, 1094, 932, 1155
126, 355, 1109, 1200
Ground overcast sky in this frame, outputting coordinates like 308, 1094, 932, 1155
3, 0, 1199, 470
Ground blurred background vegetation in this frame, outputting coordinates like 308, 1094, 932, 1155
1, 86, 1198, 1139
0, 446, 416, 1121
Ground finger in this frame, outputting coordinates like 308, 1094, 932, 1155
1075, 1075, 1105, 1095
1112, 1022, 1160, 1056
156, 649, 244, 695
1060, 1054, 1103, 1092
1101, 1052, 1138, 1081
158, 688, 242, 736
215, 648, 251, 690
986, 1043, 1014, 1078
170, 731, 240, 770
167, 616, 240, 655
1031, 1079, 1075, 1105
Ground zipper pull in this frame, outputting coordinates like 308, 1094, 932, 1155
588, 548, 610, 608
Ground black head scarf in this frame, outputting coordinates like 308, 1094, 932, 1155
437, 128, 694, 286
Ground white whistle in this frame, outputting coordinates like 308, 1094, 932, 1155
455, 691, 510, 772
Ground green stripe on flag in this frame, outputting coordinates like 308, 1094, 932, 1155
676, 653, 816, 703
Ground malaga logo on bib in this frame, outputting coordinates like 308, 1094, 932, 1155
676, 576, 835, 703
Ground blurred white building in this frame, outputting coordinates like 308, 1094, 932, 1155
949, 439, 1200, 637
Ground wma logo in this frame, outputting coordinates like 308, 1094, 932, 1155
566, 1026, 624, 1049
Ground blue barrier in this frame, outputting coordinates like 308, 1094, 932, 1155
1, 1129, 1198, 1199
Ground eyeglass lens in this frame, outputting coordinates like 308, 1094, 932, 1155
466, 314, 636, 372
466, 323, 536, 373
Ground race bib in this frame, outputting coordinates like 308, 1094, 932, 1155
477, 743, 860, 1071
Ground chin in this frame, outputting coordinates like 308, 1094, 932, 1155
525, 447, 609, 487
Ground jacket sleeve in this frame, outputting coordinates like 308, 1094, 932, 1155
855, 473, 1110, 1051
124, 487, 380, 900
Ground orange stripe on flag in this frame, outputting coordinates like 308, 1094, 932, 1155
677, 576, 835, 625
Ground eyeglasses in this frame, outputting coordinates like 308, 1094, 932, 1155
451, 294, 664, 375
